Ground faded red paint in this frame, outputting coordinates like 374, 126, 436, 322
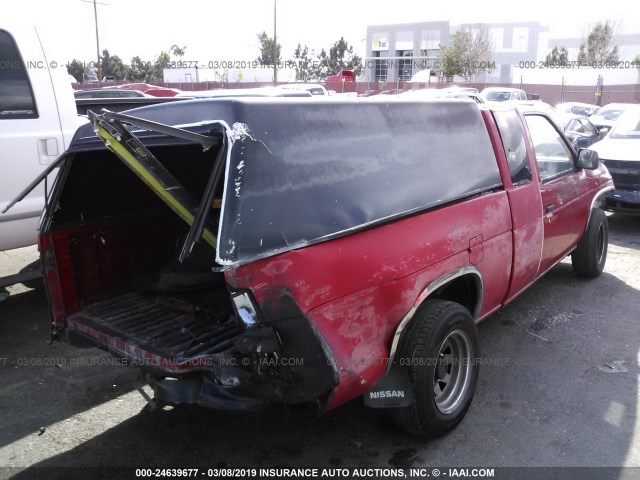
42, 106, 614, 412
225, 108, 613, 410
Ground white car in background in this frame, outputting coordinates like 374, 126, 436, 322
555, 102, 600, 117
276, 83, 329, 96
480, 87, 528, 102
399, 87, 484, 103
589, 103, 634, 134
589, 105, 640, 213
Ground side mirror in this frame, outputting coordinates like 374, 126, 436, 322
577, 149, 599, 170
598, 127, 610, 139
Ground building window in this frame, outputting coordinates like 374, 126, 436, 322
374, 51, 388, 82
398, 50, 412, 81
420, 49, 440, 72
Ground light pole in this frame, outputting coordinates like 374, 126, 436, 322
81, 0, 107, 81
273, 0, 277, 85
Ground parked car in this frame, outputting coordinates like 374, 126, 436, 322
0, 23, 83, 293
399, 87, 483, 103
74, 88, 147, 99
115, 83, 182, 97
82, 73, 99, 84
480, 87, 528, 102
325, 69, 355, 84
589, 105, 640, 213
175, 87, 312, 98
509, 100, 565, 127
326, 70, 356, 93
277, 83, 328, 96
556, 102, 600, 117
562, 114, 603, 149
6, 98, 612, 438
589, 103, 633, 134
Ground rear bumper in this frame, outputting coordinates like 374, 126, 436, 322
64, 292, 338, 411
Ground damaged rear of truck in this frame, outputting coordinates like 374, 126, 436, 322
6, 97, 559, 437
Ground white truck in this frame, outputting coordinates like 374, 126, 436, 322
0, 24, 84, 298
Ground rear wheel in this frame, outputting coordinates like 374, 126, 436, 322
572, 208, 608, 278
391, 299, 479, 438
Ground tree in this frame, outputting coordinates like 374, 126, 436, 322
170, 44, 186, 60
129, 56, 154, 82
257, 31, 281, 66
293, 43, 314, 81
153, 51, 171, 82
66, 59, 86, 82
439, 24, 494, 82
543, 46, 569, 67
313, 37, 363, 79
100, 49, 129, 80
633, 54, 640, 67
128, 52, 170, 83
577, 21, 619, 65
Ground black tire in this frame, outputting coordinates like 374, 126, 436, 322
391, 299, 479, 438
571, 208, 608, 278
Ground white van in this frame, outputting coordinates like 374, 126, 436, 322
0, 24, 84, 292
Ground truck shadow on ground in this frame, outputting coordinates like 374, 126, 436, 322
7, 260, 640, 477
608, 213, 640, 249
0, 286, 139, 451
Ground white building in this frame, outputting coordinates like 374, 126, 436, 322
364, 21, 640, 84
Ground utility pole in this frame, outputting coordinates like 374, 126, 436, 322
82, 0, 107, 81
273, 0, 277, 85
93, 0, 101, 80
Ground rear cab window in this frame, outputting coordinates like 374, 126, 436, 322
0, 29, 38, 119
493, 109, 532, 185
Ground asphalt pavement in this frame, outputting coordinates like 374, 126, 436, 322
0, 214, 639, 479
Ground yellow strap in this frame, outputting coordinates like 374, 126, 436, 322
96, 124, 217, 248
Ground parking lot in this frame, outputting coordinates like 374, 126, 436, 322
1, 213, 640, 479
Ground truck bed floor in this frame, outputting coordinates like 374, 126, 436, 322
67, 292, 242, 359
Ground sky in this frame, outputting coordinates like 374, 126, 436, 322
5, 0, 640, 68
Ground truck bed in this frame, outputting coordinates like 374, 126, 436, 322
66, 291, 243, 361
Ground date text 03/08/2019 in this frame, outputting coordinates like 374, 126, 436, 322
134, 467, 496, 478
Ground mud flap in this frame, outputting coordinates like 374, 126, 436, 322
363, 363, 415, 408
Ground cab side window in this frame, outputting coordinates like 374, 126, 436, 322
524, 114, 575, 181
566, 118, 584, 133
494, 110, 532, 185
580, 118, 597, 135
0, 30, 37, 119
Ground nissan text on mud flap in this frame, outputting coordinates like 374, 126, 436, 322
4, 97, 613, 438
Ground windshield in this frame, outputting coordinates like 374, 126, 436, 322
610, 111, 640, 138
592, 106, 626, 122
484, 90, 511, 101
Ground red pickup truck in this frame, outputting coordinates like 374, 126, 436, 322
325, 70, 356, 93
6, 98, 613, 438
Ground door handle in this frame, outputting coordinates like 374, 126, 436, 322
546, 204, 555, 214
38, 138, 59, 165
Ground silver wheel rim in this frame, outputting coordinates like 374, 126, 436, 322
433, 329, 473, 415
